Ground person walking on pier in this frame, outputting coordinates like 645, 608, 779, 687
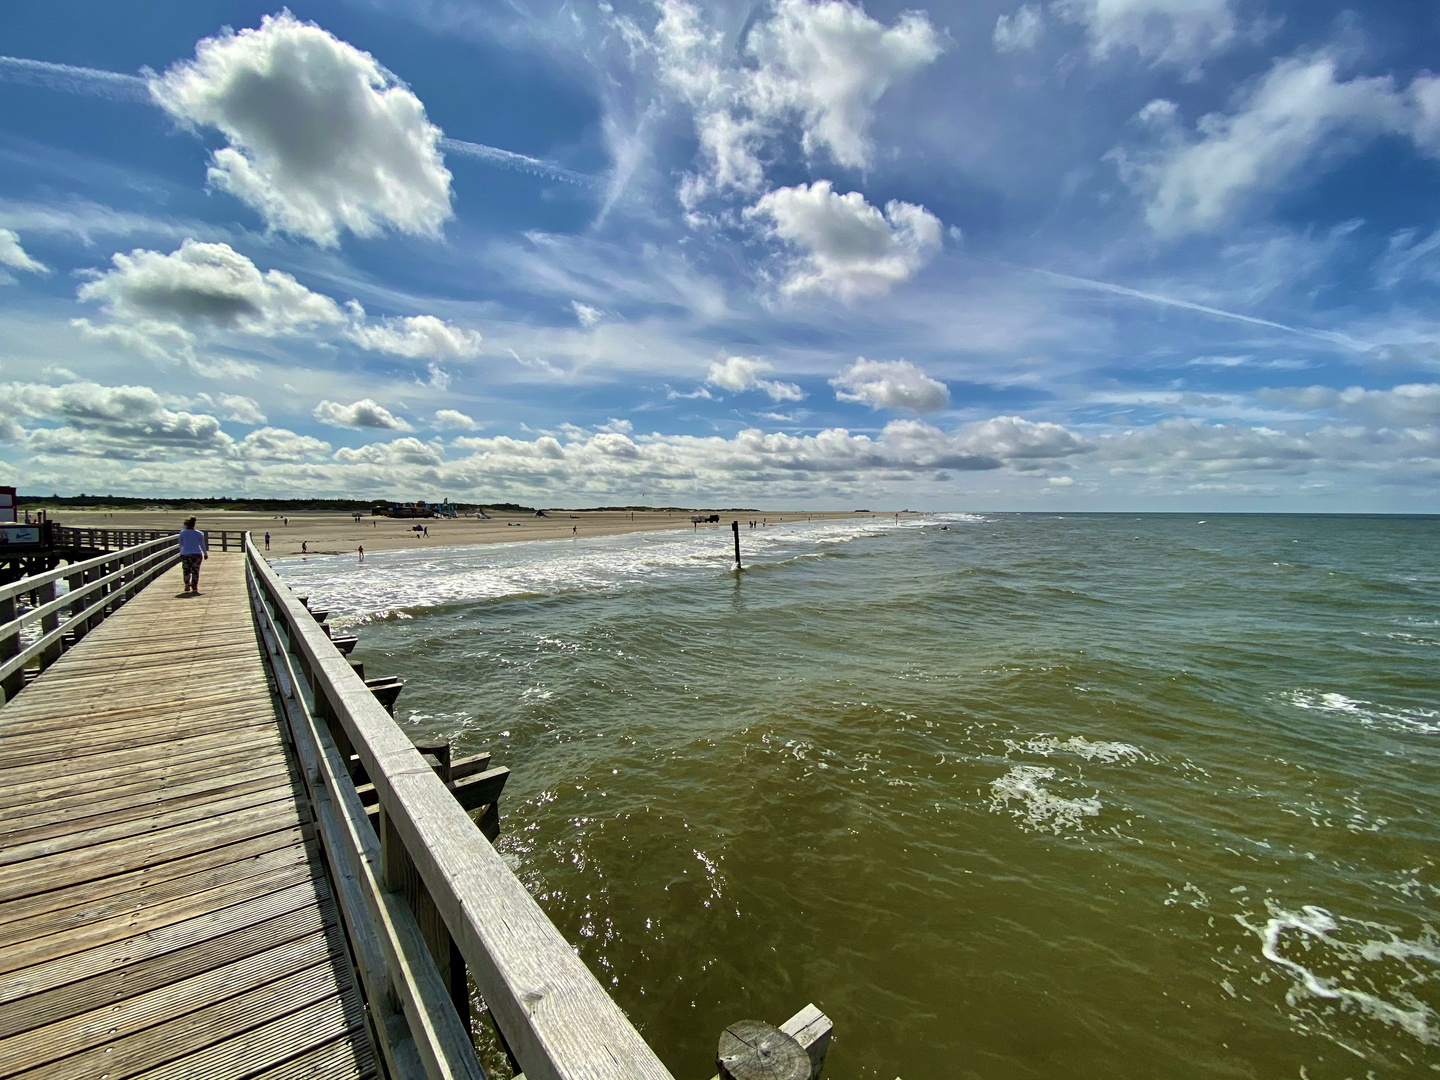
179, 517, 207, 594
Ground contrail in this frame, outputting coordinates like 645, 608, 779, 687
1026, 266, 1369, 351
0, 56, 151, 102
439, 138, 598, 189
0, 55, 599, 190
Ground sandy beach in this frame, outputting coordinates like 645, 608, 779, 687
46, 508, 919, 558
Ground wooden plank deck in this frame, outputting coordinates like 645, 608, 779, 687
0, 555, 378, 1080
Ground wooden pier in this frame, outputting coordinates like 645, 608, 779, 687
0, 554, 375, 1079
0, 533, 833, 1080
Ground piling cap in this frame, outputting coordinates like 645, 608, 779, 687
717, 1020, 810, 1080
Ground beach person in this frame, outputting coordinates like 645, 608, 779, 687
358, 545, 365, 563
178, 516, 207, 593
572, 525, 578, 536
302, 540, 308, 554
264, 532, 271, 550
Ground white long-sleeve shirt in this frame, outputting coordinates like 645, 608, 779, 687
178, 528, 207, 556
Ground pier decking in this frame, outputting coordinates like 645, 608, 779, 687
0, 554, 377, 1079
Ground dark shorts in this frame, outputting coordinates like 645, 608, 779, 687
181, 554, 203, 581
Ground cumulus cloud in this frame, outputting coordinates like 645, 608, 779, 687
647, 0, 942, 200
831, 358, 950, 413
1258, 383, 1440, 427
75, 239, 482, 365
1054, 0, 1243, 74
747, 182, 942, 300
237, 426, 331, 461
433, 408, 479, 431
150, 11, 452, 246
705, 356, 805, 402
333, 436, 443, 467
0, 380, 234, 459
190, 392, 266, 424
79, 239, 344, 335
313, 398, 412, 431
0, 228, 48, 275
344, 304, 482, 360
7, 378, 1436, 500
993, 6, 1044, 53
1119, 53, 1440, 235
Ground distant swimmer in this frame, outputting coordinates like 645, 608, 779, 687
358, 545, 365, 563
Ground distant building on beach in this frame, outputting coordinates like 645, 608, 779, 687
371, 499, 460, 519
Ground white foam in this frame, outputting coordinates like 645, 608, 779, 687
276, 516, 913, 619
1237, 902, 1440, 1046
1008, 735, 1148, 763
1283, 690, 1440, 734
989, 765, 1101, 833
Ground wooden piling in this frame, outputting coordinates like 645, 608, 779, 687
732, 520, 742, 570
718, 1021, 809, 1080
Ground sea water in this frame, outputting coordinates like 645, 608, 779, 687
277, 514, 1440, 1079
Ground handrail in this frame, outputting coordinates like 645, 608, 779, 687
0, 533, 176, 606
0, 534, 180, 702
244, 533, 677, 1080
246, 560, 472, 1080
53, 526, 250, 554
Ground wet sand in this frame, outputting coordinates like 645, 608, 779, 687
49, 508, 917, 558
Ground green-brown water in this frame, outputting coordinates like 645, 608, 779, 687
280, 514, 1440, 1079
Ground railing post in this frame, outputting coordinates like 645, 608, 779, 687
379, 807, 473, 1039
0, 595, 21, 702
66, 568, 88, 645
36, 580, 61, 671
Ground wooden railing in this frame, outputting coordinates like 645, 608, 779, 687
54, 526, 249, 553
0, 534, 179, 703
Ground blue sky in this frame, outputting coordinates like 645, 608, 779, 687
1, 0, 1438, 510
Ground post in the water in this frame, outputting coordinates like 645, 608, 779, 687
731, 519, 742, 571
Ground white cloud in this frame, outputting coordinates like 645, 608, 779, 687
79, 239, 345, 335
745, 0, 945, 170
572, 301, 604, 327
1055, 0, 1241, 73
0, 380, 234, 459
237, 426, 331, 461
831, 357, 950, 413
705, 356, 805, 402
747, 182, 942, 300
75, 240, 481, 367
6, 379, 1435, 501
333, 436, 443, 467
648, 0, 941, 199
1119, 53, 1440, 235
1257, 384, 1440, 428
313, 398, 412, 431
190, 392, 266, 424
344, 304, 482, 360
150, 11, 452, 246
994, 6, 1045, 54
0, 228, 48, 275
433, 408, 479, 431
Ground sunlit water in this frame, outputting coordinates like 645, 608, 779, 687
277, 515, 1440, 1079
